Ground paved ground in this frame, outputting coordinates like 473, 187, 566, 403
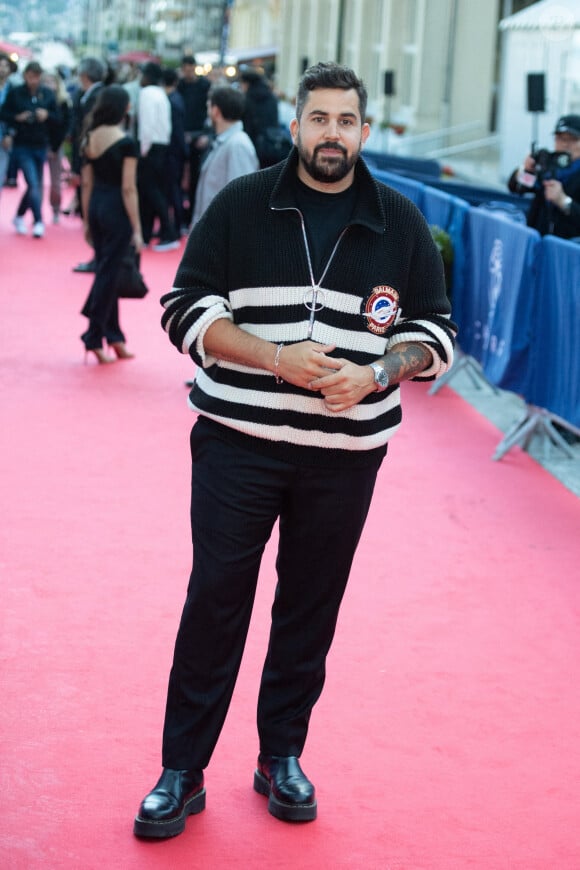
446, 367, 580, 499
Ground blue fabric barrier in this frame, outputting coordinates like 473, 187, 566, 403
421, 185, 455, 229
420, 188, 470, 294
371, 168, 425, 208
363, 149, 441, 177
525, 236, 580, 427
370, 165, 578, 434
407, 175, 531, 218
456, 208, 541, 393
447, 196, 471, 306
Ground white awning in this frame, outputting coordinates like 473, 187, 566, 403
195, 45, 279, 67
500, 0, 580, 31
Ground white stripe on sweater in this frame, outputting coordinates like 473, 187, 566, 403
186, 403, 402, 452
195, 366, 401, 421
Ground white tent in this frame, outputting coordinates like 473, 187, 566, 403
497, 0, 580, 179
35, 41, 77, 73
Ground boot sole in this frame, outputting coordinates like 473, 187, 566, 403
253, 770, 317, 822
133, 787, 206, 839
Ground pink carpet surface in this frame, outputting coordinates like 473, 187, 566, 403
1, 182, 580, 870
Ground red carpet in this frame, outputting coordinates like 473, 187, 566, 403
1, 182, 580, 869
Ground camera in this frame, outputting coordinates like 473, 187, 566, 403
531, 145, 571, 181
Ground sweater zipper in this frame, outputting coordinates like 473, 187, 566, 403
272, 205, 348, 338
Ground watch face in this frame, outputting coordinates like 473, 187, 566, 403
372, 363, 389, 389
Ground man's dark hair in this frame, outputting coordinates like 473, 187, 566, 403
296, 62, 367, 122
24, 61, 43, 76
209, 86, 245, 122
78, 56, 105, 84
141, 62, 163, 86
238, 67, 263, 86
162, 67, 179, 88
181, 55, 196, 66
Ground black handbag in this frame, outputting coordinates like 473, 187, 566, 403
115, 247, 148, 299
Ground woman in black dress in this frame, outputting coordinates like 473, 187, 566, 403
80, 85, 143, 363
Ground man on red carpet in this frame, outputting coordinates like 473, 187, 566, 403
0, 60, 57, 238
134, 62, 456, 839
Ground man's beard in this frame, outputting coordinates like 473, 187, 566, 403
296, 135, 360, 184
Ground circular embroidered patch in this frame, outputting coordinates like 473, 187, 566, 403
361, 286, 399, 334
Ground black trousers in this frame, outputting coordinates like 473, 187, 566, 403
81, 185, 130, 350
161, 420, 383, 770
166, 152, 185, 233
137, 144, 174, 244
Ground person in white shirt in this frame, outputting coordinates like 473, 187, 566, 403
137, 62, 179, 251
191, 85, 259, 227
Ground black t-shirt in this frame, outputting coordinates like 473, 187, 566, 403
294, 175, 358, 282
177, 77, 211, 133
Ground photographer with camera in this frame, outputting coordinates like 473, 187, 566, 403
508, 114, 580, 239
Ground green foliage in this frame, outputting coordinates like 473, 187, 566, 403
430, 224, 453, 266
430, 224, 454, 300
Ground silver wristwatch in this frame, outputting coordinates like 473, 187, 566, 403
369, 361, 389, 391
562, 195, 573, 215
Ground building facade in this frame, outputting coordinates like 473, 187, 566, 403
31, 0, 549, 174
272, 0, 501, 154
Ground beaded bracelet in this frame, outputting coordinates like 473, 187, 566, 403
274, 342, 284, 384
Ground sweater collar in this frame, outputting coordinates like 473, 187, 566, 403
270, 147, 386, 234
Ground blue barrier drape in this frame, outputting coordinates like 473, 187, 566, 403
447, 197, 471, 305
525, 236, 580, 426
371, 163, 578, 430
370, 168, 425, 208
454, 208, 541, 392
421, 185, 455, 229
420, 187, 470, 305
363, 149, 441, 177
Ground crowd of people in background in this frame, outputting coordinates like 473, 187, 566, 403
0, 51, 293, 251
0, 49, 294, 365
2, 49, 579, 372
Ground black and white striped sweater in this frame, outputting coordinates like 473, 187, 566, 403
161, 149, 457, 468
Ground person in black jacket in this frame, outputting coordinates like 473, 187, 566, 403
239, 67, 281, 168
133, 61, 456, 840
508, 114, 580, 239
177, 55, 211, 225
0, 61, 57, 238
43, 69, 72, 224
69, 57, 106, 187
162, 67, 189, 238
69, 57, 106, 271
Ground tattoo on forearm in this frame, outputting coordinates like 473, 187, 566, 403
384, 342, 433, 384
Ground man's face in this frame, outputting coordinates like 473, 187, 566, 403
290, 88, 369, 190
24, 70, 41, 93
555, 132, 580, 162
0, 58, 10, 81
181, 62, 196, 82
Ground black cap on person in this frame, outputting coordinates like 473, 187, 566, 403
553, 114, 580, 137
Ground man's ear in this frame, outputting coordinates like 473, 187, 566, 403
290, 117, 299, 144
